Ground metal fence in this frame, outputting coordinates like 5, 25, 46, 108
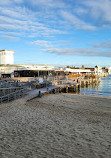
0, 88, 28, 103
0, 79, 28, 103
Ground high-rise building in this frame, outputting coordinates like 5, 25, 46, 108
0, 50, 14, 65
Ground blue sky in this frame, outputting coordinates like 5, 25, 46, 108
0, 0, 111, 67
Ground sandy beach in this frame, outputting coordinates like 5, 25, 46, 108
0, 93, 111, 158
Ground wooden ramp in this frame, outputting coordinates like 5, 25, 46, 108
21, 85, 60, 102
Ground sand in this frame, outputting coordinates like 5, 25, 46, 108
0, 93, 111, 158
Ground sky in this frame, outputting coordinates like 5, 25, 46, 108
0, 0, 111, 67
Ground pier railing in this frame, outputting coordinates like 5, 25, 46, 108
0, 87, 28, 103
0, 79, 28, 103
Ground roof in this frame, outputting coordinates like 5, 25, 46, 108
0, 50, 14, 53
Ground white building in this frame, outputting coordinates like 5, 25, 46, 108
19, 64, 54, 70
0, 64, 55, 78
0, 50, 14, 65
65, 68, 93, 74
94, 66, 109, 77
108, 67, 111, 74
94, 66, 102, 76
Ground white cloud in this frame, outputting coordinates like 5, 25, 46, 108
31, 40, 53, 48
0, 0, 111, 45
44, 48, 111, 57
0, 31, 21, 36
0, 35, 19, 41
0, 23, 23, 30
81, 0, 111, 25
92, 41, 111, 48
74, 8, 88, 15
60, 11, 97, 30
0, 0, 23, 5
0, 6, 66, 38
29, 0, 66, 9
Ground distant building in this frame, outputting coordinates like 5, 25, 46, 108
65, 68, 94, 75
14, 65, 55, 78
94, 66, 109, 77
0, 50, 14, 65
94, 65, 102, 76
0, 64, 55, 78
108, 67, 111, 74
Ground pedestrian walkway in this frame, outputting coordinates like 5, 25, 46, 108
22, 85, 59, 102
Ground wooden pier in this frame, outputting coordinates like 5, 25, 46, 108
53, 77, 101, 94
0, 77, 101, 103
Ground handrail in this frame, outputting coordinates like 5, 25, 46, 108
0, 87, 23, 90
0, 88, 27, 102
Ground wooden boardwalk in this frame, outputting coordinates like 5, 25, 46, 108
25, 85, 60, 102
0, 77, 101, 103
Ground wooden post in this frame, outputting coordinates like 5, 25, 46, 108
66, 86, 68, 93
47, 88, 49, 94
38, 91, 42, 97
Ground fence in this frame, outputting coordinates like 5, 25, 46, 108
0, 79, 28, 103
0, 87, 27, 103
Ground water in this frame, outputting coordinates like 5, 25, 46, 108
80, 75, 111, 97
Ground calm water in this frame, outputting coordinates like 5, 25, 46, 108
80, 75, 111, 97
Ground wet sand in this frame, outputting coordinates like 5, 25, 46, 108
0, 93, 111, 158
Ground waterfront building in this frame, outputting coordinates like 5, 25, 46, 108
65, 68, 94, 76
0, 50, 14, 65
0, 49, 110, 79
108, 67, 111, 74
0, 64, 55, 78
14, 65, 55, 78
95, 66, 108, 77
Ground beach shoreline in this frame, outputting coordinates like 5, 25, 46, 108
69, 93, 111, 99
0, 93, 111, 158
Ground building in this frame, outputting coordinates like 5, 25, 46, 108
0, 64, 55, 78
108, 67, 111, 74
94, 66, 109, 77
0, 50, 14, 65
14, 65, 55, 78
94, 65, 102, 76
65, 68, 94, 75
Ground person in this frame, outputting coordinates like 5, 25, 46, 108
77, 79, 78, 83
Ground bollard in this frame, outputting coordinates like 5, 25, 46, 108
86, 82, 88, 87
59, 88, 61, 93
66, 86, 68, 93
78, 85, 80, 93
38, 91, 42, 97
47, 88, 49, 94
74, 85, 76, 92
78, 84, 80, 90
52, 89, 55, 94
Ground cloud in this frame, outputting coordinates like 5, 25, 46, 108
0, 0, 111, 45
0, 23, 22, 30
44, 48, 111, 57
29, 0, 66, 9
0, 0, 98, 41
0, 36, 19, 41
60, 10, 97, 30
31, 40, 53, 48
81, 0, 111, 26
92, 41, 111, 48
0, 31, 23, 40
74, 7, 88, 15
0, 0, 23, 5
0, 6, 66, 38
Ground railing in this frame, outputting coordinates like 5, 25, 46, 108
0, 79, 18, 88
0, 88, 28, 103
0, 87, 24, 96
0, 79, 29, 103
